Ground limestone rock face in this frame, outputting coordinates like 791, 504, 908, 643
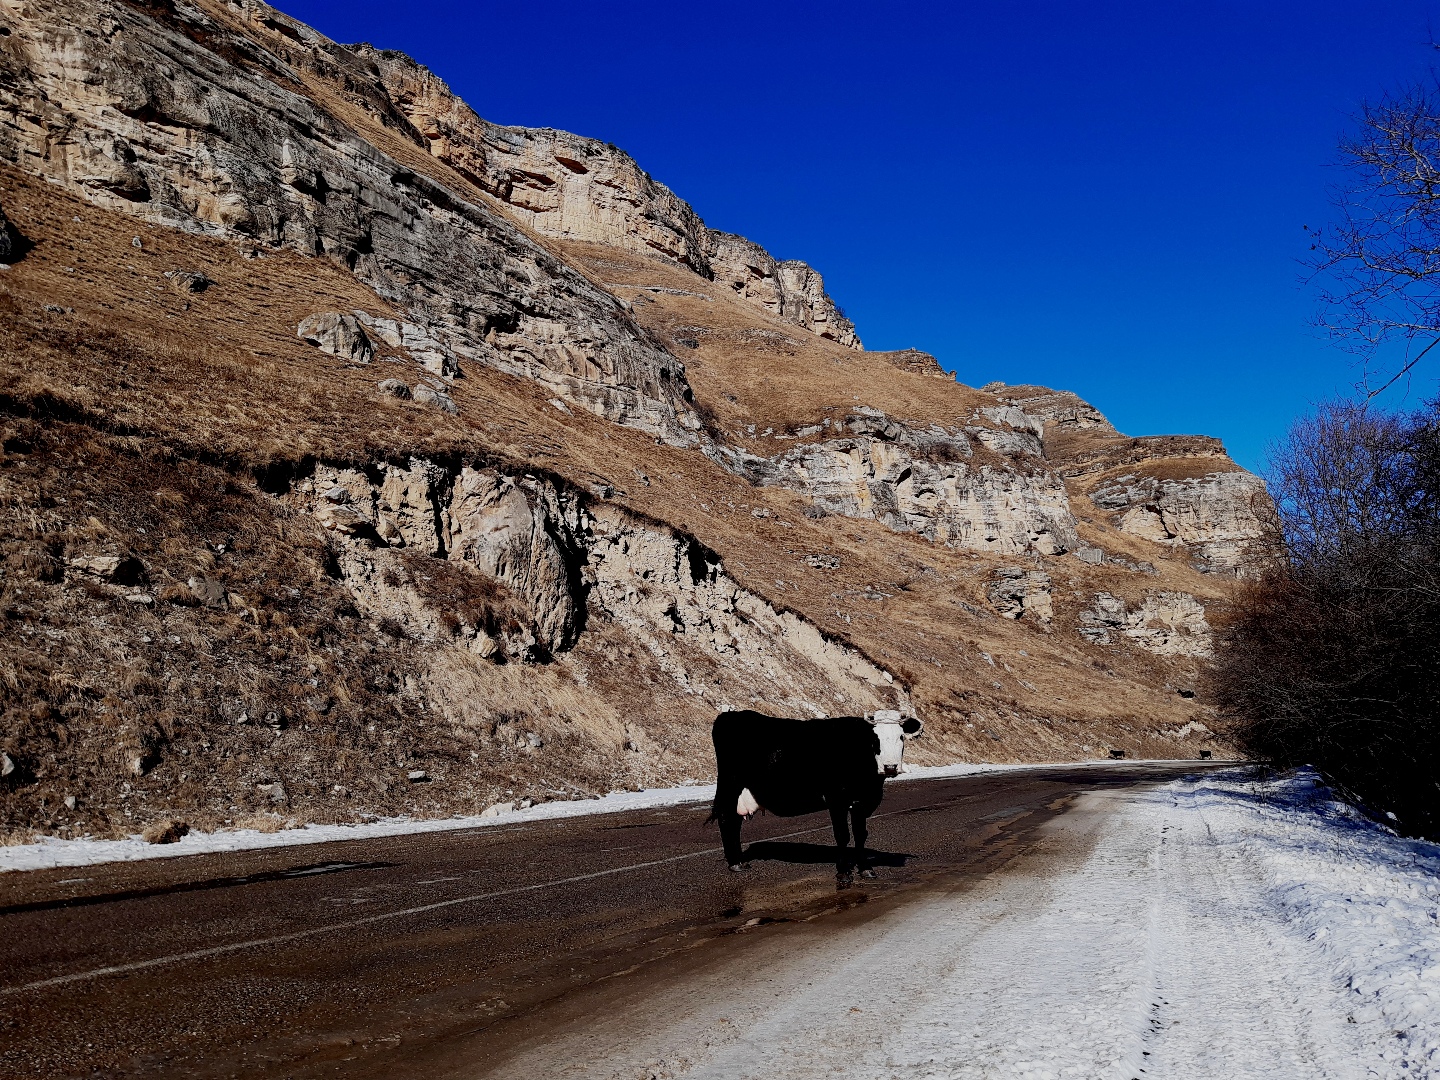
987, 568, 1054, 623
714, 411, 1078, 557
1090, 471, 1270, 572
975, 384, 1272, 572
290, 459, 905, 715
447, 467, 582, 654
359, 48, 860, 350
703, 232, 860, 348
0, 0, 699, 443
1079, 592, 1212, 657
982, 384, 1116, 435
297, 313, 374, 364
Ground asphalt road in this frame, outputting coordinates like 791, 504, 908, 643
0, 762, 1223, 1079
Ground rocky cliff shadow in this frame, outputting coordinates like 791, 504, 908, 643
741, 840, 914, 867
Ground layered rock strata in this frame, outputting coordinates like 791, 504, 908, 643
1089, 471, 1271, 572
0, 0, 700, 442
713, 409, 1078, 556
361, 47, 861, 348
297, 458, 906, 717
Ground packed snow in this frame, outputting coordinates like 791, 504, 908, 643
488, 768, 1440, 1080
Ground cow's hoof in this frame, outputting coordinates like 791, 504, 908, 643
836, 873, 854, 889
860, 868, 877, 880
729, 863, 749, 873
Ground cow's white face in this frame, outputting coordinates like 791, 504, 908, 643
871, 710, 923, 776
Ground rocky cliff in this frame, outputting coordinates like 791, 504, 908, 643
355, 45, 861, 349
0, 0, 1266, 843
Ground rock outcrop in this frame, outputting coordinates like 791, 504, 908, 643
1078, 592, 1213, 657
715, 409, 1078, 556
296, 458, 905, 715
979, 385, 1270, 572
982, 384, 1115, 435
359, 47, 861, 349
1089, 470, 1270, 572
703, 232, 860, 348
987, 568, 1054, 623
298, 312, 374, 364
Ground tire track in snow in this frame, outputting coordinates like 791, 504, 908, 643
1108, 789, 1363, 1080
486, 782, 1374, 1080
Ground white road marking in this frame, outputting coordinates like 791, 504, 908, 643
3, 810, 923, 996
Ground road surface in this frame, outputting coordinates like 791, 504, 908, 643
0, 763, 1216, 1078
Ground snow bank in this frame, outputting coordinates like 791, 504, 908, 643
1182, 768, 1440, 1078
0, 784, 716, 874
0, 758, 1209, 874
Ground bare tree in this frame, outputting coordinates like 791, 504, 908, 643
1310, 78, 1440, 398
1214, 400, 1440, 835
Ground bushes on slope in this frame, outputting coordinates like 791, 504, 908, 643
1215, 401, 1440, 836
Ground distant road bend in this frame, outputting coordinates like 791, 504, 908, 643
1, 763, 1222, 1079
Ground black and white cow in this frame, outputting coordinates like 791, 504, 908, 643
710, 708, 923, 882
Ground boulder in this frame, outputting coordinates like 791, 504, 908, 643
412, 385, 457, 413
141, 819, 190, 844
67, 554, 145, 585
297, 312, 374, 363
185, 577, 228, 607
377, 378, 411, 399
164, 269, 212, 294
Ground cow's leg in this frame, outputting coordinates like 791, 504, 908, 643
715, 782, 747, 870
852, 806, 875, 879
829, 803, 854, 886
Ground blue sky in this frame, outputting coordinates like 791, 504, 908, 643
283, 0, 1440, 471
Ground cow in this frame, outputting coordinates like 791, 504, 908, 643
710, 708, 923, 884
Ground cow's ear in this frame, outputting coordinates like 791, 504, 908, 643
901, 717, 923, 736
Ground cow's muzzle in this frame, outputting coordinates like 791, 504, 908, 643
883, 764, 899, 778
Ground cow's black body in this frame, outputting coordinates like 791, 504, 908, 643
710, 709, 887, 881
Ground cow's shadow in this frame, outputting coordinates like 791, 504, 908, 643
741, 841, 914, 868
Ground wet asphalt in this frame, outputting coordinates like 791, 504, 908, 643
0, 762, 1225, 1079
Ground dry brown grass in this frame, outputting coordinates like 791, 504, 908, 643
554, 240, 1000, 446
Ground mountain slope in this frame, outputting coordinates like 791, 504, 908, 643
0, 0, 1266, 842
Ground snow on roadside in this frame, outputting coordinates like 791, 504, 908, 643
0, 783, 716, 873
1181, 768, 1440, 1078
0, 759, 1199, 875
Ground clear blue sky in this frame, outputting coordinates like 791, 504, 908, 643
283, 0, 1440, 471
